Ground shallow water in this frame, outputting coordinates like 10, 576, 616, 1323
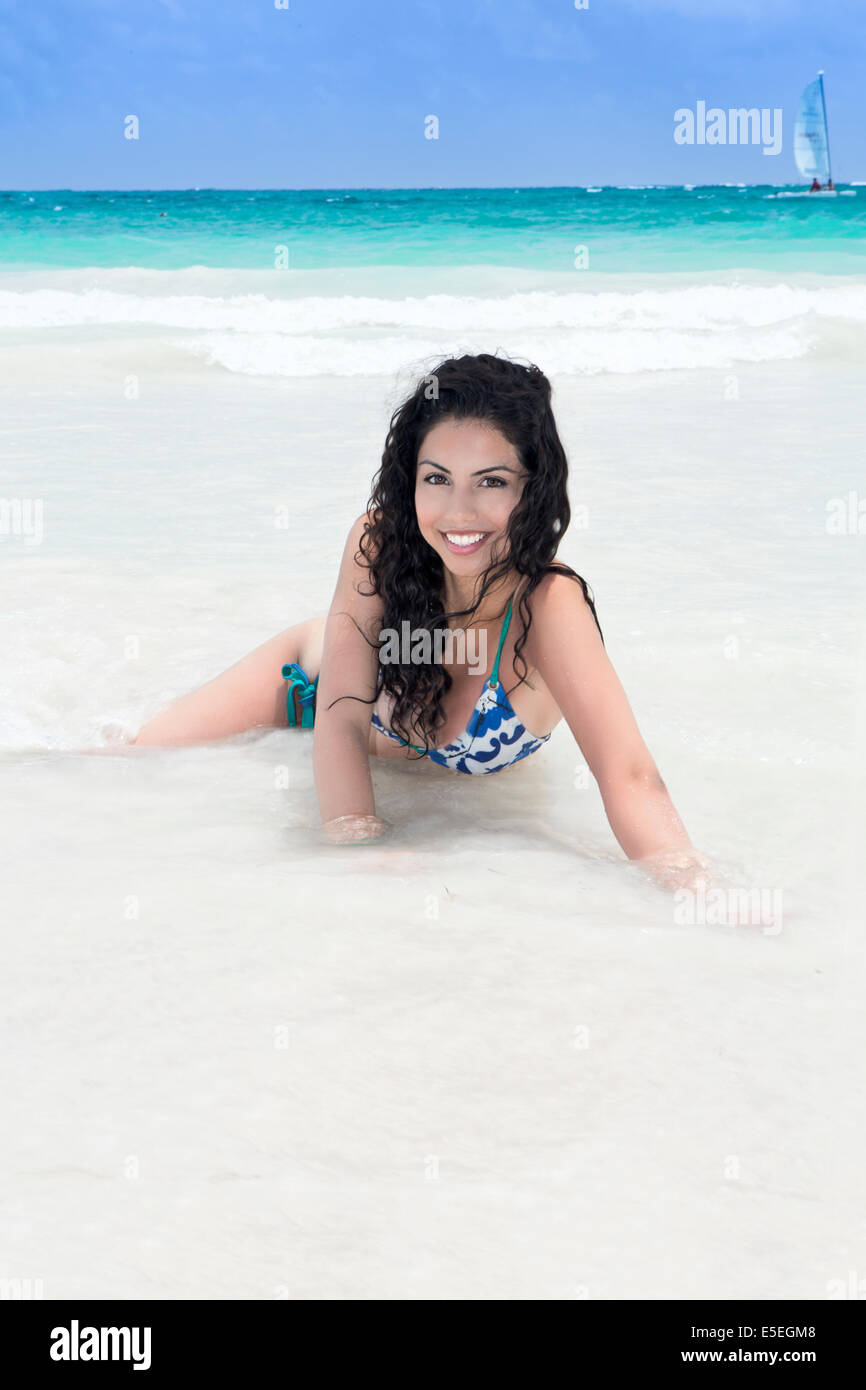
2, 324, 863, 1294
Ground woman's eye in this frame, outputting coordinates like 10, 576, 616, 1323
422, 473, 507, 486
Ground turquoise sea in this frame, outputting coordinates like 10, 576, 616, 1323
1, 185, 864, 378
1, 184, 864, 273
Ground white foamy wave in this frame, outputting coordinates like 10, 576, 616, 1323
5, 281, 866, 332
177, 323, 813, 377
2, 280, 865, 375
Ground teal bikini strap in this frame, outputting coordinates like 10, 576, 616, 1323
488, 595, 514, 689
389, 591, 515, 747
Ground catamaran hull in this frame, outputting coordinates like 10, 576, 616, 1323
767, 190, 856, 198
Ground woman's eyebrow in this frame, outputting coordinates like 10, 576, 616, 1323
417, 460, 519, 475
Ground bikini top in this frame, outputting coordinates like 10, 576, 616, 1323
370, 594, 552, 775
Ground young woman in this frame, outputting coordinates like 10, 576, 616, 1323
132, 353, 712, 893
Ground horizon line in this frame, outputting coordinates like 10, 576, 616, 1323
2, 181, 862, 194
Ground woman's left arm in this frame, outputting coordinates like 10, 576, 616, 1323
524, 573, 713, 892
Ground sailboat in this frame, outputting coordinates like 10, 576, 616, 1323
774, 71, 855, 197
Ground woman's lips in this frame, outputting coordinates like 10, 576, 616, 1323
440, 530, 490, 556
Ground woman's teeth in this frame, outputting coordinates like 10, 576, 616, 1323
444, 532, 487, 548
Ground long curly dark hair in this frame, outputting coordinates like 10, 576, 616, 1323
351, 351, 603, 753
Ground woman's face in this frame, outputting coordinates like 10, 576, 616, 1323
414, 417, 528, 575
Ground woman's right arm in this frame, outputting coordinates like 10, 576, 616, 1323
312, 513, 387, 843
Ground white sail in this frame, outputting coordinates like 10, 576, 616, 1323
793, 76, 830, 181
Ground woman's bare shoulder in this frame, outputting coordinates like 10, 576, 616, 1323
328, 511, 384, 625
523, 566, 599, 622
346, 508, 383, 564
517, 567, 601, 666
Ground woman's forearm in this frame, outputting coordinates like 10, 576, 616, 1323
599, 766, 693, 862
598, 766, 713, 891
312, 718, 377, 823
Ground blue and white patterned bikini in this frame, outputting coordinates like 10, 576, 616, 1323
370, 594, 550, 774
283, 593, 552, 776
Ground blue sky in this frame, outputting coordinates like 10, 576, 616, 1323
1, 0, 863, 188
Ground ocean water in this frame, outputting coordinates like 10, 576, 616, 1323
3, 185, 866, 273
2, 187, 864, 1299
1, 184, 865, 380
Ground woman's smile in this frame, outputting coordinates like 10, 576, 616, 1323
440, 529, 491, 555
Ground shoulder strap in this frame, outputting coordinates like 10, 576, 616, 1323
489, 595, 514, 688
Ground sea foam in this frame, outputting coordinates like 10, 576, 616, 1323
2, 278, 865, 376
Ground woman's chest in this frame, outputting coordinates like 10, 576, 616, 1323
372, 652, 558, 750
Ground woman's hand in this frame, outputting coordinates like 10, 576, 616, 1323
321, 814, 390, 846
637, 846, 715, 894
